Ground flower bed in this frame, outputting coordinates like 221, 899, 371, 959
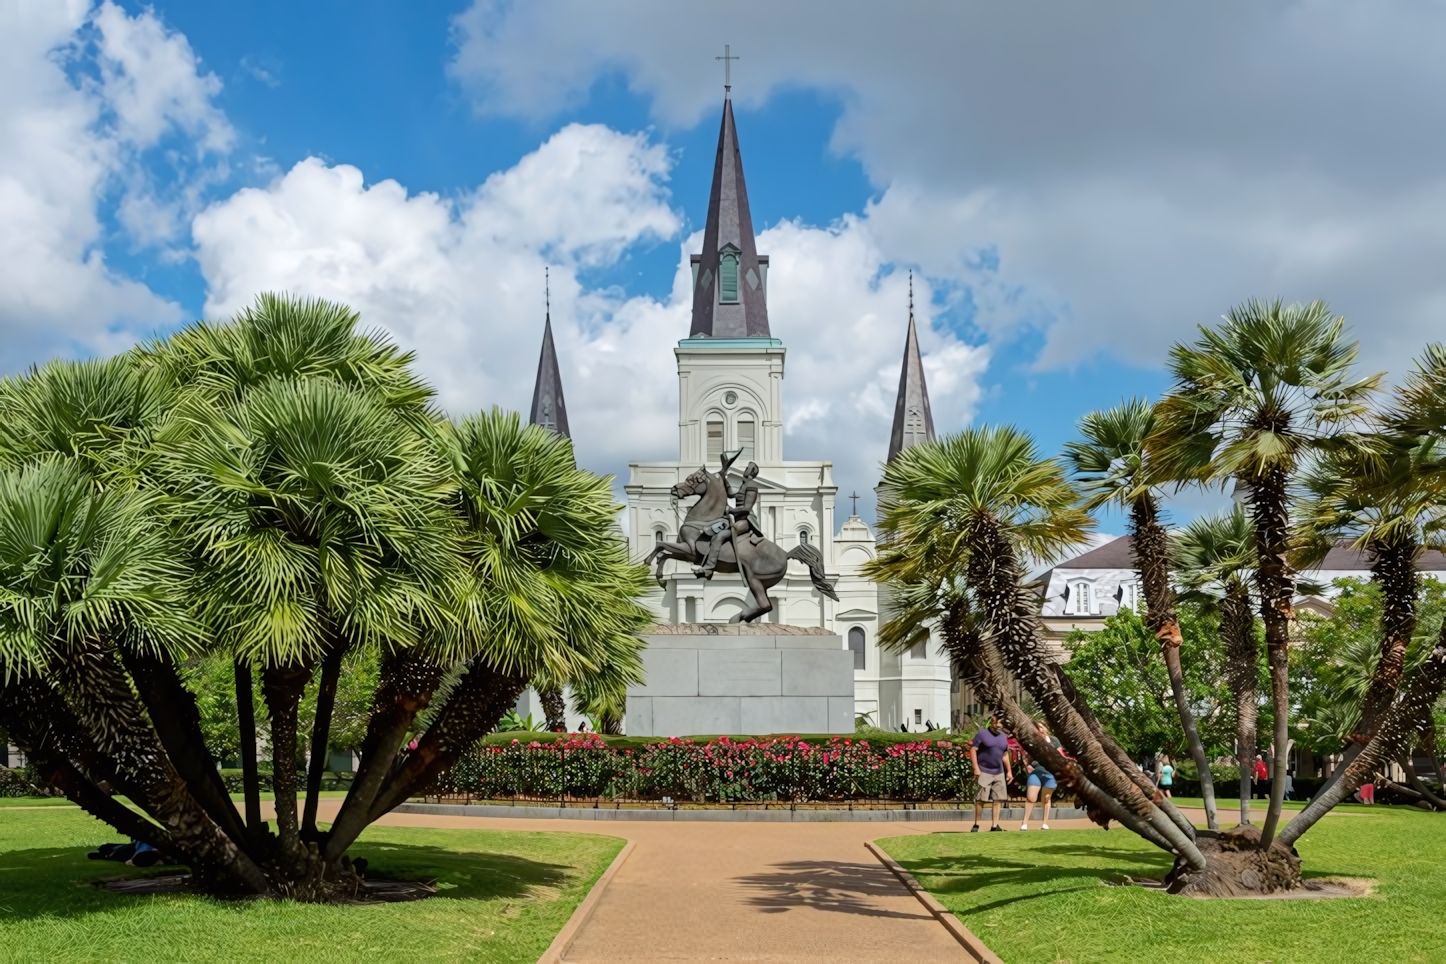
437, 734, 983, 804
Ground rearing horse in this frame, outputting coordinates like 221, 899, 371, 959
643, 463, 838, 623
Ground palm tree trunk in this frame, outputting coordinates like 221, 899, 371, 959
323, 652, 443, 864
121, 649, 253, 851
234, 658, 263, 837
1130, 496, 1218, 829
1248, 466, 1294, 850
1400, 754, 1446, 810
1360, 539, 1418, 731
1222, 582, 1258, 825
0, 676, 180, 857
362, 657, 528, 823
538, 685, 567, 732
964, 515, 1207, 869
1279, 622, 1446, 847
302, 640, 347, 837
940, 602, 1176, 851
51, 638, 270, 894
261, 663, 311, 865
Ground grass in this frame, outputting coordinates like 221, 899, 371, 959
879, 804, 1446, 964
0, 803, 623, 963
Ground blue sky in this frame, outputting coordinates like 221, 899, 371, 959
8, 1, 1445, 530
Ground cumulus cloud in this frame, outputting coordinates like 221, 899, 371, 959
191, 123, 985, 518
0, 0, 232, 367
450, 0, 1446, 379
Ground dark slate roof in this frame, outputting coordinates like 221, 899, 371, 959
1055, 535, 1135, 570
528, 313, 570, 438
1314, 544, 1446, 571
1052, 535, 1446, 573
689, 99, 770, 338
886, 296, 935, 463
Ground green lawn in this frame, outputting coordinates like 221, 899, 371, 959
879, 805, 1446, 964
0, 801, 623, 963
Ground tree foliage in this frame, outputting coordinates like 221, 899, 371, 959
1063, 604, 1240, 761
0, 294, 651, 900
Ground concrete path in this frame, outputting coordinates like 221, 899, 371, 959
309, 802, 1097, 963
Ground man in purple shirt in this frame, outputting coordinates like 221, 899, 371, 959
969, 715, 1013, 832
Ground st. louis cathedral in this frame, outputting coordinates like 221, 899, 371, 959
525, 97, 953, 733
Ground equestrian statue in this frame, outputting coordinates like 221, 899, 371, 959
643, 449, 838, 623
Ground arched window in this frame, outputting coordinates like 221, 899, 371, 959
719, 247, 740, 303
736, 417, 755, 462
848, 626, 866, 670
798, 528, 811, 547
654, 530, 665, 548
706, 418, 724, 461
1068, 580, 1093, 616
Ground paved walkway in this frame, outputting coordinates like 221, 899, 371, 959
303, 801, 1098, 962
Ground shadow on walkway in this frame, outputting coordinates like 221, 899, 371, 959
734, 859, 936, 920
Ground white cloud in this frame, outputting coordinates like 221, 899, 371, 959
191, 123, 986, 519
449, 0, 1446, 381
0, 0, 233, 368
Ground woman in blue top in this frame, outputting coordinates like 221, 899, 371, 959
1021, 720, 1061, 831
1158, 755, 1174, 799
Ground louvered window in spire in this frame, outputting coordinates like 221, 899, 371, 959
719, 246, 740, 303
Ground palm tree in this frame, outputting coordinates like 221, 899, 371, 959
1176, 506, 1260, 825
1064, 398, 1219, 829
1295, 428, 1446, 763
868, 427, 1218, 881
1279, 343, 1446, 844
0, 458, 271, 893
323, 409, 652, 853
1151, 298, 1380, 849
0, 295, 653, 899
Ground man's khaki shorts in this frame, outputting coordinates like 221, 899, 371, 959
976, 770, 1008, 802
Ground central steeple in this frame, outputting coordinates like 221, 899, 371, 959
689, 98, 770, 338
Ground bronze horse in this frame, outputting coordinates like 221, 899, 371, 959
643, 460, 838, 623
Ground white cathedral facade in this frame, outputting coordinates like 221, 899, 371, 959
528, 97, 954, 733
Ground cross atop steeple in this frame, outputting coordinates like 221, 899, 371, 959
716, 44, 739, 98
887, 271, 935, 462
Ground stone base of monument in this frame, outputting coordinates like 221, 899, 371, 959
625, 623, 854, 737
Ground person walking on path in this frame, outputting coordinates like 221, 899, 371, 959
1158, 755, 1175, 799
1020, 720, 1061, 830
969, 715, 1013, 832
1252, 754, 1270, 799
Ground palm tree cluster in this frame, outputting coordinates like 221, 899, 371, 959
869, 299, 1446, 896
0, 294, 651, 900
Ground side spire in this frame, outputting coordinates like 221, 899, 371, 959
689, 97, 770, 338
529, 267, 570, 438
887, 271, 935, 462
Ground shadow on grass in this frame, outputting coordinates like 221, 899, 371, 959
0, 842, 572, 920
895, 842, 1175, 914
734, 860, 938, 920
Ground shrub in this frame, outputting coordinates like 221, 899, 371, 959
440, 734, 983, 804
0, 766, 50, 797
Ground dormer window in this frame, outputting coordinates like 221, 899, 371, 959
719, 246, 740, 304
1067, 580, 1093, 616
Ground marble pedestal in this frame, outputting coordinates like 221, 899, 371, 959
624, 623, 854, 736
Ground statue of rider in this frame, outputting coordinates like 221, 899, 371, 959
695, 459, 763, 580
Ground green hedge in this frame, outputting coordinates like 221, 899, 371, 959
217, 769, 353, 793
